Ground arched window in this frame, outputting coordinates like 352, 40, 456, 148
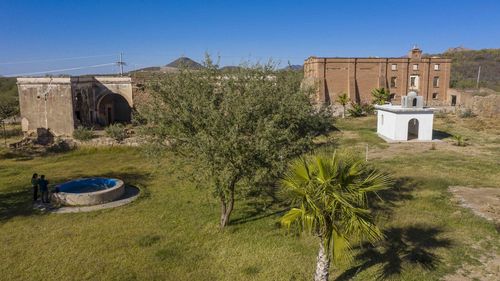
412, 98, 417, 107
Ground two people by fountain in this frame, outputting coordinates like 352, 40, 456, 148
31, 173, 50, 203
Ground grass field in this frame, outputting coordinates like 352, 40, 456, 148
0, 115, 498, 281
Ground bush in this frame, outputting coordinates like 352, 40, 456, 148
72, 126, 94, 141
347, 102, 374, 117
459, 108, 476, 118
362, 103, 375, 115
452, 134, 468, 147
105, 123, 127, 141
348, 102, 364, 117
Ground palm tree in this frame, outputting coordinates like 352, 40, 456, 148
371, 88, 391, 105
336, 93, 349, 118
280, 152, 392, 281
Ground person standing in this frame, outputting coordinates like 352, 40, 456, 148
31, 173, 39, 202
38, 175, 49, 204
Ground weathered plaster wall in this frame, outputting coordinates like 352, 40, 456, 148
17, 76, 133, 136
18, 78, 75, 136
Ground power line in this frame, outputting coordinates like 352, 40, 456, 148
0, 54, 117, 65
7, 62, 117, 77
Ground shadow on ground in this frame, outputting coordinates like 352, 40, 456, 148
335, 224, 452, 281
0, 188, 38, 222
370, 177, 415, 217
433, 130, 453, 140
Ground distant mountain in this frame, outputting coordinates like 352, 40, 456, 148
284, 65, 303, 71
219, 66, 242, 72
444, 46, 473, 53
166, 57, 203, 69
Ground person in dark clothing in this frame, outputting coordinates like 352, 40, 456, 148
31, 173, 39, 202
39, 175, 49, 203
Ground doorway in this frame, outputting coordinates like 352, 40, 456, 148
408, 118, 419, 140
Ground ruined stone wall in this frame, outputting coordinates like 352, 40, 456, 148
17, 78, 75, 136
446, 88, 500, 117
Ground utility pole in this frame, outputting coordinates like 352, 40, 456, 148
476, 65, 481, 89
117, 52, 125, 76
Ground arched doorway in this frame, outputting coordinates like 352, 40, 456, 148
97, 93, 131, 126
408, 118, 419, 140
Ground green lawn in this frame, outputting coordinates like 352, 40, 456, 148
0, 116, 498, 281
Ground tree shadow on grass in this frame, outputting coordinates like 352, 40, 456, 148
370, 177, 416, 217
0, 188, 38, 222
335, 225, 452, 281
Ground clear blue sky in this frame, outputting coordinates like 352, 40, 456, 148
1, 0, 499, 76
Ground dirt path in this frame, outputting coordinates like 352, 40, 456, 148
444, 186, 500, 281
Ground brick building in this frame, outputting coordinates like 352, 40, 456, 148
303, 47, 451, 106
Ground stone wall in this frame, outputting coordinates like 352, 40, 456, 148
447, 88, 500, 117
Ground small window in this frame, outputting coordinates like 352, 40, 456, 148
390, 93, 396, 100
391, 64, 397, 71
432, 93, 438, 99
412, 64, 419, 71
390, 77, 397, 88
433, 76, 440, 87
434, 64, 440, 71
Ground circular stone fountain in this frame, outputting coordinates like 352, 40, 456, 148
52, 178, 125, 206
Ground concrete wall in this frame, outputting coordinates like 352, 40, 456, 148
94, 77, 133, 107
17, 78, 75, 136
17, 76, 133, 136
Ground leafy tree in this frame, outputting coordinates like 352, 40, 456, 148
0, 96, 19, 146
336, 93, 349, 118
371, 88, 391, 105
280, 152, 392, 281
140, 57, 332, 228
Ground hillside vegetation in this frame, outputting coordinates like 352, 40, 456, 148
438, 48, 500, 91
0, 77, 18, 101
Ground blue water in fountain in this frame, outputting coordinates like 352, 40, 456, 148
57, 178, 119, 193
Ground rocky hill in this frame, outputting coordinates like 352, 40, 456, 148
165, 57, 203, 69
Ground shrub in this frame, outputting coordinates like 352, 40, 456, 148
347, 102, 374, 117
348, 102, 364, 117
72, 126, 94, 141
452, 134, 468, 147
362, 103, 375, 115
105, 123, 127, 141
459, 108, 476, 118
